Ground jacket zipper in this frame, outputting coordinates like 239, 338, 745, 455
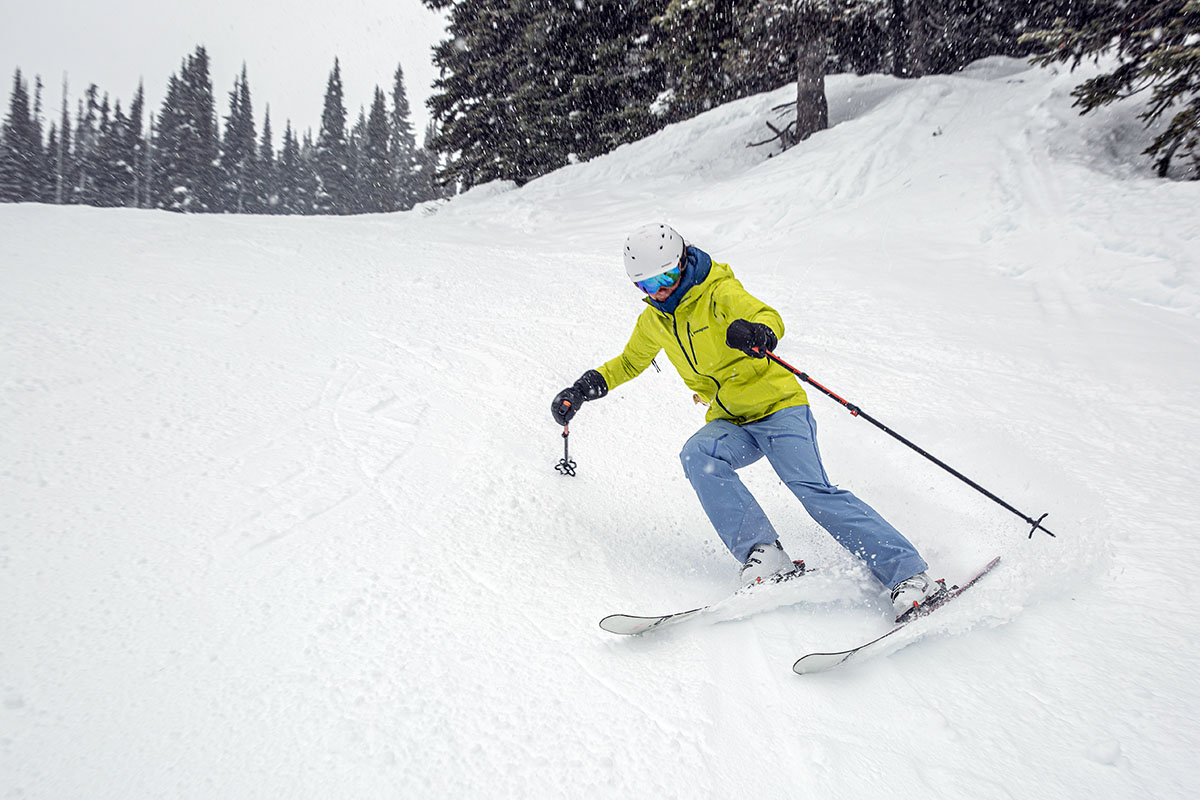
686, 321, 699, 364
672, 312, 736, 419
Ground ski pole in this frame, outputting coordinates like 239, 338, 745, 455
555, 424, 577, 477
760, 349, 1056, 539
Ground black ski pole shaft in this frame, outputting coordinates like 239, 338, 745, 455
761, 349, 1055, 539
555, 424, 577, 477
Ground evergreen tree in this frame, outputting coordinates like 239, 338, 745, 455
425, 0, 542, 188
185, 47, 220, 211
151, 72, 185, 208
314, 59, 351, 214
420, 120, 453, 202
30, 76, 53, 202
54, 79, 72, 204
390, 62, 419, 210
44, 123, 59, 200
539, 1, 664, 162
1027, 0, 1200, 178
0, 69, 42, 202
650, 0, 742, 123
71, 85, 102, 204
91, 96, 136, 206
257, 107, 277, 212
153, 47, 220, 211
277, 120, 304, 214
220, 65, 258, 212
128, 82, 146, 207
412, 119, 443, 205
425, 0, 664, 189
828, 1, 889, 75
347, 105, 368, 214
360, 87, 393, 213
300, 128, 320, 211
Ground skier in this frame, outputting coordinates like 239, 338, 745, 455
551, 223, 942, 619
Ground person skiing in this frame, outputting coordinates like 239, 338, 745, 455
551, 222, 942, 620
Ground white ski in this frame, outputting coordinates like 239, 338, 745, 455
792, 556, 1001, 675
599, 561, 813, 635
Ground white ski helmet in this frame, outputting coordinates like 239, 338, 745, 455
623, 223, 686, 281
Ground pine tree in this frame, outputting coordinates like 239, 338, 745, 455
0, 69, 43, 202
539, 1, 665, 163
828, 1, 889, 75
220, 65, 258, 212
184, 47, 220, 211
300, 128, 320, 212
1028, 0, 1200, 178
45, 123, 60, 201
360, 87, 393, 213
347, 105, 367, 214
71, 85, 102, 204
425, 0, 539, 188
314, 59, 351, 214
412, 119, 443, 205
150, 72, 183, 209
257, 107, 277, 212
30, 76, 53, 202
425, 0, 664, 189
153, 47, 221, 211
651, 0, 742, 123
128, 82, 146, 207
277, 120, 303, 214
91, 96, 136, 206
390, 62, 419, 210
54, 79, 72, 204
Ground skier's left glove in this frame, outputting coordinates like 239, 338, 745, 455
725, 319, 777, 358
551, 369, 608, 425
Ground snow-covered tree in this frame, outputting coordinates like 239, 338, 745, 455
1027, 0, 1200, 179
152, 47, 220, 212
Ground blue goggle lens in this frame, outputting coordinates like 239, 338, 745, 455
634, 265, 682, 295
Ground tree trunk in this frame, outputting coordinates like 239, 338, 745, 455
891, 0, 910, 77
792, 10, 829, 145
908, 0, 943, 78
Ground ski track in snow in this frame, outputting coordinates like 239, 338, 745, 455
2, 58, 1199, 798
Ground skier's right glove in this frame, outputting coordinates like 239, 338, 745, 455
551, 369, 608, 425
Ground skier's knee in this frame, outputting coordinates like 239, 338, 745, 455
679, 436, 709, 476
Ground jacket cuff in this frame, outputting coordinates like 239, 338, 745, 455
574, 369, 609, 401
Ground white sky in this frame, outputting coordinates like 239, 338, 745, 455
1, 1, 448, 142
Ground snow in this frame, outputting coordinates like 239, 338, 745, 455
3, 58, 1199, 798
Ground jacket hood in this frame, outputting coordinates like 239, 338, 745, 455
645, 245, 713, 315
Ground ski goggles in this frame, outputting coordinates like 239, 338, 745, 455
633, 264, 683, 295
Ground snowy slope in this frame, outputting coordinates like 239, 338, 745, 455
3, 58, 1199, 799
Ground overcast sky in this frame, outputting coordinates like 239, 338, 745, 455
2, 1, 448, 141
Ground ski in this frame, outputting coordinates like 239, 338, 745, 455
791, 555, 1001, 675
599, 561, 813, 636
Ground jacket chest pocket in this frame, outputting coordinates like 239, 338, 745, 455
686, 321, 716, 369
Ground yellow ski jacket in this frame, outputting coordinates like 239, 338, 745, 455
597, 247, 808, 425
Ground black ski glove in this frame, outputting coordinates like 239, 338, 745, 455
725, 319, 777, 358
551, 369, 608, 425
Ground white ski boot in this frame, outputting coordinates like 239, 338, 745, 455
739, 540, 796, 586
890, 571, 947, 621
